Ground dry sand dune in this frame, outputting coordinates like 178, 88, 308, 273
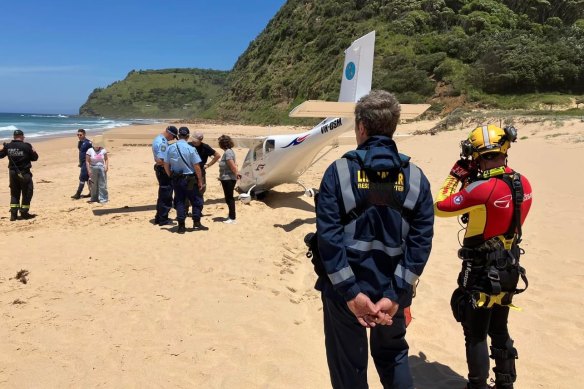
0, 118, 582, 388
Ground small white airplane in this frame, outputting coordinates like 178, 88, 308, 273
237, 31, 430, 202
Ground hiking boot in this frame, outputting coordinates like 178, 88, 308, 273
71, 193, 81, 200
177, 221, 186, 234
10, 210, 18, 221
193, 221, 209, 231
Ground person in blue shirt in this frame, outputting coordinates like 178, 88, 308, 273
315, 90, 434, 389
152, 126, 178, 226
71, 129, 93, 200
164, 126, 206, 234
185, 130, 220, 217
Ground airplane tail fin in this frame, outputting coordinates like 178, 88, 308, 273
338, 31, 375, 103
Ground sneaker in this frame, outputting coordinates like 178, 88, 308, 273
223, 218, 236, 224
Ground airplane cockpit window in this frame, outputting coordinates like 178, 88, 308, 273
265, 139, 275, 154
253, 143, 263, 160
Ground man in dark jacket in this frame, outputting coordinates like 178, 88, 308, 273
71, 128, 92, 199
316, 90, 434, 389
0, 129, 39, 221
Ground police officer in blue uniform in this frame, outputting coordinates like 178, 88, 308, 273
152, 126, 178, 226
0, 129, 39, 221
71, 129, 93, 199
163, 127, 207, 234
315, 90, 434, 389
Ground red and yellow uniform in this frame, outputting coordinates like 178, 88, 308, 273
434, 166, 533, 248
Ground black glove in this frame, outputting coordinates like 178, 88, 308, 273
450, 159, 477, 181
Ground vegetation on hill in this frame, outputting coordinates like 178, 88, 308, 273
218, 0, 584, 123
81, 0, 584, 123
79, 69, 228, 118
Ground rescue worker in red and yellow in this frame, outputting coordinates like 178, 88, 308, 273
434, 125, 533, 389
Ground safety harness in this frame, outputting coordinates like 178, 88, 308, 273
458, 171, 528, 309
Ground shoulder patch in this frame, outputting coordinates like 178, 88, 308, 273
161, 145, 167, 152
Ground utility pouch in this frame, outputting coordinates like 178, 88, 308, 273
304, 232, 326, 278
450, 287, 469, 322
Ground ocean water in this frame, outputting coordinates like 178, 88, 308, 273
0, 112, 159, 141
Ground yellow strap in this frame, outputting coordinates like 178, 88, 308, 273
10, 204, 20, 208
476, 292, 522, 311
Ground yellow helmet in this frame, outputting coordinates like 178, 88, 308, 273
462, 125, 517, 159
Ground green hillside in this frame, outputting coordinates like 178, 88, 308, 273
79, 68, 228, 118
80, 0, 584, 123
217, 0, 584, 123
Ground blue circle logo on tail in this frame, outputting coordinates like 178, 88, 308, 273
345, 62, 356, 80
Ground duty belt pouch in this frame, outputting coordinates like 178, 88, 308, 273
186, 175, 197, 190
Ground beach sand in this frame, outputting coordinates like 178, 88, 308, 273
0, 118, 582, 388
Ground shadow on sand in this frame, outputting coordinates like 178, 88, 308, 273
410, 351, 466, 389
262, 190, 315, 212
92, 204, 156, 216
274, 217, 316, 232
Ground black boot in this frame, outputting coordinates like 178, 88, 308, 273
20, 210, 35, 220
10, 209, 18, 221
193, 220, 209, 231
490, 341, 518, 389
177, 221, 186, 234
71, 183, 84, 199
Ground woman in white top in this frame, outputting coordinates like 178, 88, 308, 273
86, 135, 109, 203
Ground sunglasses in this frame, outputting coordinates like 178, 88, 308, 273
77, 134, 84, 137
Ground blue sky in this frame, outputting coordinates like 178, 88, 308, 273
0, 0, 286, 114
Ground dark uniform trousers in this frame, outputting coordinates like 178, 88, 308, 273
322, 295, 413, 389
9, 170, 34, 212
172, 175, 203, 222
154, 165, 173, 222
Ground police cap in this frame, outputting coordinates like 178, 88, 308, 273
13, 129, 24, 137
166, 126, 178, 139
178, 126, 190, 136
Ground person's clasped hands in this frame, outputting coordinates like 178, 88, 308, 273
347, 293, 400, 328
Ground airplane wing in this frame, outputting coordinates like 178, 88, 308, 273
289, 100, 431, 121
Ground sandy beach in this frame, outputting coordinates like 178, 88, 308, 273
0, 118, 582, 388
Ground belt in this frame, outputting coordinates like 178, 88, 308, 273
172, 173, 194, 178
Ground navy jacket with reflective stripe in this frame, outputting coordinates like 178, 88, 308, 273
316, 136, 434, 306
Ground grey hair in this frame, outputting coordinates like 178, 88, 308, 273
354, 90, 401, 138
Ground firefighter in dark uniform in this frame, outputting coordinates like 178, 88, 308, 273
315, 90, 434, 389
0, 129, 39, 221
435, 125, 533, 389
152, 126, 178, 226
71, 128, 92, 199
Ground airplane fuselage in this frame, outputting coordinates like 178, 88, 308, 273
238, 116, 354, 194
